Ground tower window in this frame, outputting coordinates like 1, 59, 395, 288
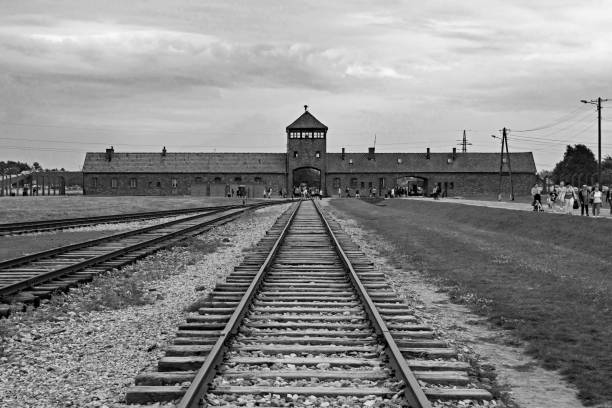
315, 151, 321, 158
294, 151, 298, 158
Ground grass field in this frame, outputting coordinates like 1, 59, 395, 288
330, 198, 612, 407
0, 195, 254, 223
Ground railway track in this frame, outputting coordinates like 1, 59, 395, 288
0, 202, 278, 312
0, 204, 246, 236
126, 200, 492, 407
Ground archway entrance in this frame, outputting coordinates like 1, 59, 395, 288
395, 176, 427, 196
293, 167, 321, 190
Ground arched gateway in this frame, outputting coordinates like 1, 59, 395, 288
293, 167, 321, 190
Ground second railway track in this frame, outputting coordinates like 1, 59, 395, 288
0, 204, 247, 236
0, 202, 279, 312
126, 200, 493, 407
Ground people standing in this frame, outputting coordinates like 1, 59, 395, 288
578, 185, 590, 216
592, 186, 602, 217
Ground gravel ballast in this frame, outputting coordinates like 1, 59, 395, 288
0, 204, 290, 408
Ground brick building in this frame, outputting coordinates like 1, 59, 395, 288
82, 107, 536, 197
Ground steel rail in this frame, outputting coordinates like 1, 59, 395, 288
0, 201, 279, 298
0, 205, 254, 270
0, 208, 247, 299
0, 204, 243, 235
177, 201, 301, 408
313, 200, 432, 408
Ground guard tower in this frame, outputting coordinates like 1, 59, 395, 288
286, 105, 328, 195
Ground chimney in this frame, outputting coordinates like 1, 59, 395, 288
105, 146, 114, 162
368, 147, 375, 160
162, 146, 167, 157
452, 147, 456, 160
341, 147, 345, 160
426, 147, 430, 159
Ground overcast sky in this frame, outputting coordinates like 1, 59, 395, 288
1, 0, 611, 171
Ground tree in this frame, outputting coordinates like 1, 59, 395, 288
0, 161, 31, 173
32, 162, 41, 171
602, 155, 612, 171
552, 144, 597, 185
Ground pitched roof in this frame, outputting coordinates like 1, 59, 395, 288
82, 152, 286, 173
326, 152, 536, 174
286, 111, 328, 131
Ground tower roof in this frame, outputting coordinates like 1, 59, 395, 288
286, 108, 328, 131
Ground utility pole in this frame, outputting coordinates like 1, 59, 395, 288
581, 97, 609, 185
495, 127, 514, 201
457, 130, 472, 153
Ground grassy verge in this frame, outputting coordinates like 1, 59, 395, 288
330, 198, 612, 406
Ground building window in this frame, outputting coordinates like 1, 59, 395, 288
315, 151, 321, 158
333, 178, 341, 188
111, 178, 118, 189
214, 177, 222, 183
293, 151, 298, 158
92, 177, 98, 188
156, 181, 161, 187
148, 181, 153, 188
171, 178, 178, 188
361, 181, 365, 188
349, 159, 353, 165
254, 177, 262, 183
450, 182, 454, 189
129, 178, 137, 189
195, 176, 203, 183
397, 158, 402, 164
234, 176, 242, 182
350, 178, 358, 188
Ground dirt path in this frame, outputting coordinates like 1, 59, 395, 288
321, 200, 586, 408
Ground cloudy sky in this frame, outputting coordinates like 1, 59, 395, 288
1, 0, 611, 171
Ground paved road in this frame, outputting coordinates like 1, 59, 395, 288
403, 196, 612, 218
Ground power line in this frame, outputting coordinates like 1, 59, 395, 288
512, 106, 586, 132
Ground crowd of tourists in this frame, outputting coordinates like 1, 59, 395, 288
532, 182, 610, 216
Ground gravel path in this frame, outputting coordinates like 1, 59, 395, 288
0, 204, 290, 408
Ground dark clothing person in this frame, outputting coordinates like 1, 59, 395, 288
578, 187, 590, 216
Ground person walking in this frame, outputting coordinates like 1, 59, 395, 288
579, 185, 590, 216
564, 184, 576, 215
592, 186, 603, 217
557, 182, 567, 211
